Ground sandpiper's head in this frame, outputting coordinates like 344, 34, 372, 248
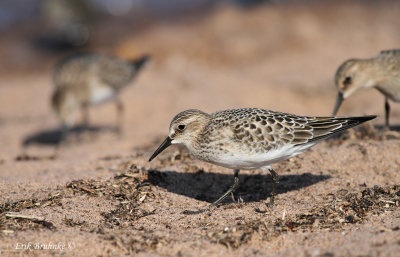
149, 109, 210, 161
333, 59, 373, 115
51, 87, 79, 128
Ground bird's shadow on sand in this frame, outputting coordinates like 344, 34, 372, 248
324, 124, 400, 141
147, 169, 331, 204
22, 125, 118, 146
377, 124, 400, 131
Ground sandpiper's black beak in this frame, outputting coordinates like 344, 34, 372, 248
149, 137, 172, 161
332, 92, 344, 116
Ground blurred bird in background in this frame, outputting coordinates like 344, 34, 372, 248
52, 52, 151, 141
38, 0, 96, 50
333, 49, 400, 129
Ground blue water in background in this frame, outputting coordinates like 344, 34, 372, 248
0, 0, 280, 30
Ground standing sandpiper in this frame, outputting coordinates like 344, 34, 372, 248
333, 49, 400, 128
52, 52, 150, 140
149, 108, 375, 213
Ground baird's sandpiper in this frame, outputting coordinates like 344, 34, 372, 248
333, 49, 400, 128
149, 108, 375, 212
52, 52, 150, 140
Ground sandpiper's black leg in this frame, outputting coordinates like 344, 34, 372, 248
268, 168, 279, 206
213, 169, 240, 206
55, 124, 70, 153
60, 124, 69, 143
385, 96, 390, 129
81, 104, 90, 130
182, 169, 240, 215
116, 99, 124, 135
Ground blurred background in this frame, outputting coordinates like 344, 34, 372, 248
0, 0, 400, 160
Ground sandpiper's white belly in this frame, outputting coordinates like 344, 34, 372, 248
376, 80, 400, 102
89, 86, 116, 105
389, 90, 400, 102
206, 143, 315, 171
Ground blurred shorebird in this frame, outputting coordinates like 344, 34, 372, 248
149, 108, 375, 213
52, 52, 150, 140
40, 0, 96, 49
333, 49, 400, 128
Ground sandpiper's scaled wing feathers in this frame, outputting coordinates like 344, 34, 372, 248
212, 109, 312, 149
53, 53, 150, 91
97, 55, 134, 89
97, 55, 150, 91
378, 49, 400, 58
212, 108, 376, 149
376, 49, 400, 69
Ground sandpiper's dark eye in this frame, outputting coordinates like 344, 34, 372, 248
177, 124, 186, 131
344, 76, 352, 85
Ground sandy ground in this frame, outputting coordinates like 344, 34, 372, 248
1, 1, 400, 256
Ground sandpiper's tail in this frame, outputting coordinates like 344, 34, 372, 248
305, 115, 376, 144
130, 55, 151, 71
291, 115, 376, 146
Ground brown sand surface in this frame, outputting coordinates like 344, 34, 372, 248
1, 1, 400, 256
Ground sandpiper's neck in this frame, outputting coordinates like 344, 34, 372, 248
356, 59, 387, 88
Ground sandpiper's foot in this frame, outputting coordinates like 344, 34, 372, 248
183, 204, 217, 215
255, 201, 273, 214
